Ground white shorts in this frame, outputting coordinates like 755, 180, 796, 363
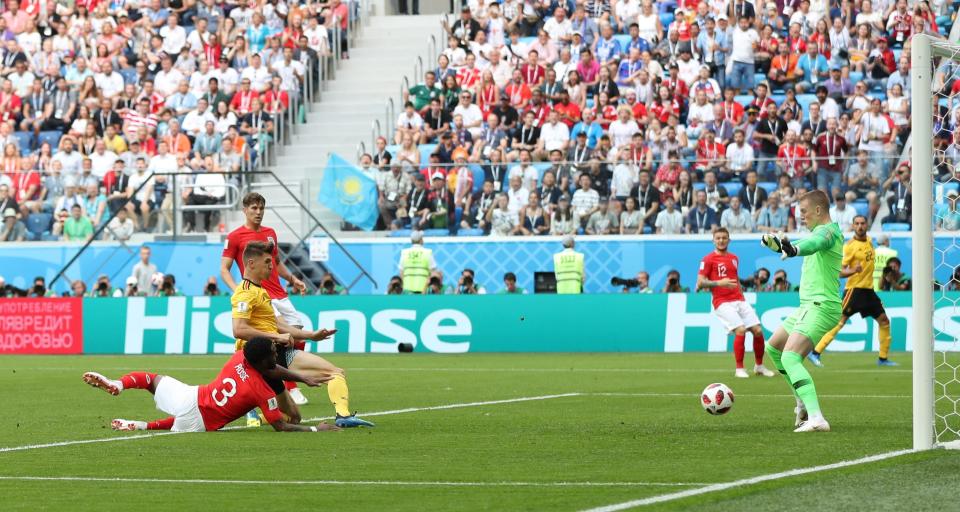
153, 376, 205, 432
714, 301, 761, 332
271, 297, 303, 327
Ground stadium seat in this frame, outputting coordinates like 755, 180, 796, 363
613, 35, 631, 49
388, 229, 412, 238
454, 206, 462, 227
643, 225, 652, 234
659, 13, 674, 27
519, 36, 536, 46
13, 131, 31, 155
532, 163, 550, 181
37, 131, 61, 151
457, 228, 484, 236
769, 93, 786, 105
418, 144, 437, 165
882, 223, 911, 232
851, 200, 869, 217
758, 182, 777, 194
468, 165, 485, 193
796, 94, 816, 120
693, 182, 706, 192
849, 71, 864, 84
724, 182, 743, 197
734, 95, 753, 108
423, 228, 449, 237
25, 213, 52, 241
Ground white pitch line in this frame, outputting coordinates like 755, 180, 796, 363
592, 392, 911, 399
7, 367, 913, 374
0, 476, 711, 488
579, 448, 917, 512
0, 393, 581, 454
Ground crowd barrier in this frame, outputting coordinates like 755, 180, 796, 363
1, 293, 953, 355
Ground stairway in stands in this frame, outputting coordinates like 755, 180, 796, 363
254, 14, 445, 242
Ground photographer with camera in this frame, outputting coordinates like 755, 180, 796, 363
70, 280, 87, 297
319, 273, 346, 295
880, 257, 911, 291
766, 270, 793, 292
124, 277, 139, 297
610, 271, 653, 294
662, 270, 689, 293
455, 268, 486, 295
426, 270, 450, 295
386, 276, 404, 295
29, 277, 55, 297
203, 276, 224, 296
740, 267, 771, 292
90, 275, 123, 297
156, 274, 182, 297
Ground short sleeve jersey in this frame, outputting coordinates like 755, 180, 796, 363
843, 237, 875, 290
197, 351, 283, 431
222, 225, 287, 299
799, 223, 843, 305
231, 279, 278, 350
699, 251, 746, 308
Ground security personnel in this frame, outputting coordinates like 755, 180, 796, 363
553, 235, 584, 294
399, 230, 435, 294
872, 234, 898, 291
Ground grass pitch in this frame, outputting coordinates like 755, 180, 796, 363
0, 352, 956, 511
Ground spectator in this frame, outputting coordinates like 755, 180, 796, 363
499, 272, 526, 294
720, 196, 754, 233
379, 164, 412, 228
829, 195, 858, 232
462, 180, 497, 232
815, 118, 849, 196
757, 193, 789, 233
155, 273, 181, 297
937, 190, 960, 231
738, 171, 767, 218
571, 173, 600, 223
846, 149, 883, 202
63, 203, 93, 241
620, 196, 643, 235
105, 208, 134, 241
728, 16, 759, 93
634, 271, 653, 293
550, 194, 578, 235
124, 276, 140, 297
0, 207, 24, 241
131, 246, 157, 293
396, 173, 430, 231
655, 195, 684, 234
880, 257, 911, 291
70, 279, 87, 297
490, 193, 517, 236
519, 191, 549, 236
319, 273, 346, 295
662, 269, 689, 293
742, 268, 771, 291
687, 190, 718, 234
586, 197, 618, 235
881, 162, 912, 226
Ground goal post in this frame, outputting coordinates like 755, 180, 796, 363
911, 35, 960, 451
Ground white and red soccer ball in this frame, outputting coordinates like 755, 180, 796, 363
701, 383, 735, 415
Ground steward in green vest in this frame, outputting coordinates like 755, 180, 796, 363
399, 231, 435, 293
873, 235, 898, 291
553, 235, 584, 294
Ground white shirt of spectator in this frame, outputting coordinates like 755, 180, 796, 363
687, 101, 715, 126
540, 120, 570, 152
211, 67, 240, 93
572, 188, 600, 218
147, 154, 178, 175
655, 208, 684, 234
829, 204, 857, 231
189, 70, 214, 97
52, 149, 82, 177
553, 60, 576, 86
507, 185, 530, 214
275, 60, 305, 92
611, 163, 639, 198
508, 164, 539, 190
608, 119, 640, 150
183, 109, 217, 135
95, 71, 124, 97
726, 141, 754, 172
848, 94, 871, 113
194, 172, 227, 199
128, 171, 155, 202
453, 103, 484, 137
858, 112, 889, 153
677, 58, 700, 87
160, 25, 188, 55
543, 17, 573, 42
155, 68, 185, 97
241, 65, 271, 92
9, 70, 35, 97
397, 111, 424, 130
186, 29, 207, 56
730, 26, 760, 64
305, 26, 329, 54
721, 207, 754, 233
618, 0, 643, 28
90, 150, 118, 178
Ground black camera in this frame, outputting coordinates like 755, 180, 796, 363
668, 276, 678, 286
32, 284, 45, 295
775, 276, 784, 284
205, 283, 218, 293
462, 275, 473, 287
97, 282, 108, 291
323, 279, 336, 291
611, 277, 640, 288
429, 276, 441, 287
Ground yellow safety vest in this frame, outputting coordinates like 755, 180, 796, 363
401, 246, 432, 293
554, 249, 584, 294
873, 246, 897, 291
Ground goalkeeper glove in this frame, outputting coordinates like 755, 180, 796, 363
779, 236, 798, 258
761, 233, 782, 253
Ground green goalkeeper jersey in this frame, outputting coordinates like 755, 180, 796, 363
795, 222, 843, 306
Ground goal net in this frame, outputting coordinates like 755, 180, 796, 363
913, 35, 960, 450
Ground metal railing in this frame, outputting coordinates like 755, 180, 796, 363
386, 97, 396, 136
371, 119, 382, 149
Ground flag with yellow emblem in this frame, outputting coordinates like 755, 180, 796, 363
318, 153, 380, 231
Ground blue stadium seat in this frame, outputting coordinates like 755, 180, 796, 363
754, 74, 768, 88
851, 200, 869, 217
519, 36, 536, 46
769, 93, 786, 105
457, 228, 485, 236
643, 225, 653, 234
418, 143, 437, 165
849, 71, 864, 84
37, 131, 61, 151
734, 95, 753, 107
796, 94, 816, 120
423, 228, 450, 237
758, 182, 777, 194
882, 223, 911, 232
25, 213, 52, 241
389, 229, 412, 238
469, 165, 485, 193
659, 13, 674, 27
13, 131, 31, 155
693, 182, 706, 192
532, 163, 551, 181
613, 35, 631, 49
724, 182, 743, 197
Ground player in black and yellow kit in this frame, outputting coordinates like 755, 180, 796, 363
809, 216, 898, 367
231, 241, 375, 427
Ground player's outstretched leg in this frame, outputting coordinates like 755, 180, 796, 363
750, 326, 774, 377
289, 352, 375, 427
84, 371, 158, 395
764, 327, 807, 427
733, 328, 748, 378
876, 315, 899, 366
112, 417, 173, 431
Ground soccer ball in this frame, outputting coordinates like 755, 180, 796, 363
701, 383, 734, 415
150, 272, 165, 287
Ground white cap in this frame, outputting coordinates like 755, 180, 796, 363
562, 235, 575, 248
126, 276, 137, 286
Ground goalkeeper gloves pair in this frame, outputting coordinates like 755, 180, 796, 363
761, 232, 798, 259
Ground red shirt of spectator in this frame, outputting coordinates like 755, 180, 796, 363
12, 169, 40, 202
654, 161, 682, 189
457, 66, 480, 89
696, 137, 725, 172
669, 18, 692, 42
19, 0, 41, 16
662, 75, 688, 101
261, 89, 290, 114
231, 89, 259, 115
650, 98, 681, 123
524, 101, 551, 128
888, 11, 912, 44
203, 42, 223, 66
777, 140, 810, 179
520, 63, 545, 86
552, 100, 581, 129
721, 98, 744, 125
751, 94, 775, 119
504, 81, 531, 110
0, 89, 21, 122
808, 32, 831, 60
814, 129, 848, 173
599, 103, 618, 127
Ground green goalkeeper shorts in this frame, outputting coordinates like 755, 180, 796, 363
781, 302, 842, 343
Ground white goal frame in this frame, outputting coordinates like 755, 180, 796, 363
911, 35, 960, 450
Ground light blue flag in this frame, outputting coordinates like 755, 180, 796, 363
318, 153, 380, 231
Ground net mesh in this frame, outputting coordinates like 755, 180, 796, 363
930, 40, 960, 445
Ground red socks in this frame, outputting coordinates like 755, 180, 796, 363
121, 372, 157, 390
147, 417, 174, 430
753, 332, 766, 365
733, 334, 746, 369
284, 381, 298, 391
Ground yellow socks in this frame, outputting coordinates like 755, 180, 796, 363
879, 321, 892, 360
327, 374, 351, 417
814, 322, 843, 355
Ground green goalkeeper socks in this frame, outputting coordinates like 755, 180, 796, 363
781, 351, 822, 415
764, 343, 799, 400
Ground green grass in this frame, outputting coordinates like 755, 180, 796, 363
0, 352, 953, 511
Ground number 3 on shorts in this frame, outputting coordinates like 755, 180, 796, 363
211, 378, 237, 407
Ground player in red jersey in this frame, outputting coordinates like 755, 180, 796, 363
696, 228, 776, 379
82, 338, 340, 433
220, 192, 311, 419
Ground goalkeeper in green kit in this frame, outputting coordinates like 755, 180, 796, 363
760, 190, 842, 433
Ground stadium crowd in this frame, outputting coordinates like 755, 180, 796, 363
0, 0, 338, 242
362, 0, 960, 236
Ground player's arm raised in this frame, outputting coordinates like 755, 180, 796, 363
275, 315, 337, 342
275, 256, 307, 295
